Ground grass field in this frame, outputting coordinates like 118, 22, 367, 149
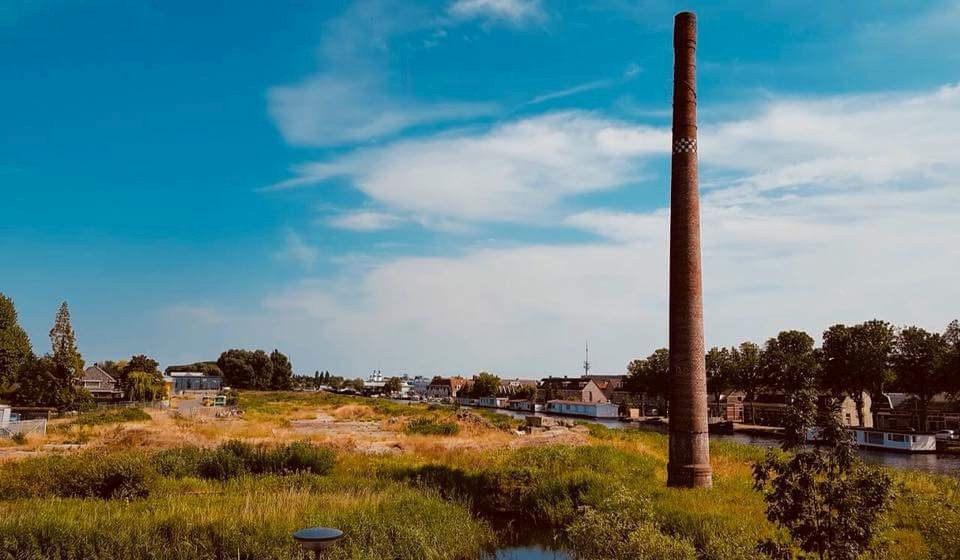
0, 391, 957, 559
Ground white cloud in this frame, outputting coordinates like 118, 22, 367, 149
267, 1, 497, 147
275, 230, 319, 267
327, 210, 405, 232
269, 75, 496, 147
529, 80, 613, 105
448, 0, 547, 27
217, 84, 960, 374
271, 112, 670, 222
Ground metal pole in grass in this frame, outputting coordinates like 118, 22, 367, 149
293, 527, 344, 559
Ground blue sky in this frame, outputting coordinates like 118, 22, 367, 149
2, 0, 959, 376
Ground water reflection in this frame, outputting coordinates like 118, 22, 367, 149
494, 547, 572, 560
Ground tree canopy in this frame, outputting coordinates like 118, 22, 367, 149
470, 371, 501, 398
0, 293, 32, 398
216, 348, 294, 390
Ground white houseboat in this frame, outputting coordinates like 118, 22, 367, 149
478, 396, 510, 408
808, 427, 937, 453
852, 428, 937, 453
546, 400, 619, 419
509, 399, 544, 413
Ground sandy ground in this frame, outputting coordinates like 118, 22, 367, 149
0, 401, 591, 460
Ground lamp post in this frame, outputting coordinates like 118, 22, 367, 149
293, 527, 344, 559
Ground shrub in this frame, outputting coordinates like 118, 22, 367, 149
0, 452, 154, 500
263, 441, 335, 475
10, 432, 26, 444
157, 441, 335, 481
153, 446, 204, 478
71, 407, 151, 427
567, 493, 697, 560
405, 418, 460, 436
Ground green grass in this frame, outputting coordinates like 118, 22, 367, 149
2, 393, 959, 559
405, 418, 461, 436
69, 407, 152, 427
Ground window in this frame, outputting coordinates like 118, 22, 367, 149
888, 434, 906, 442
866, 432, 884, 445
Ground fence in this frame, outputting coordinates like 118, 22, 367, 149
0, 419, 47, 439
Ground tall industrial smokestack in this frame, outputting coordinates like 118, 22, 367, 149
667, 11, 712, 489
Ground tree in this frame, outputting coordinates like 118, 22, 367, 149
0, 293, 32, 398
891, 326, 950, 430
705, 346, 735, 414
49, 301, 83, 378
942, 320, 960, 397
471, 371, 501, 398
753, 384, 894, 559
626, 348, 670, 415
117, 355, 160, 394
13, 354, 88, 409
820, 321, 894, 426
14, 302, 87, 409
269, 350, 293, 390
125, 371, 164, 401
218, 350, 257, 389
385, 376, 403, 394
760, 330, 819, 395
731, 342, 763, 424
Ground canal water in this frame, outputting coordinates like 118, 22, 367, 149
485, 407, 960, 478
494, 546, 571, 559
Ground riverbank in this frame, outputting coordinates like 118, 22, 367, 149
1, 391, 958, 559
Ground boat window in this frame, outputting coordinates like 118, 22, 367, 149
866, 432, 884, 445
889, 434, 907, 442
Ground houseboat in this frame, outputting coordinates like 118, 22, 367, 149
852, 428, 937, 453
508, 399, 544, 413
546, 400, 619, 419
477, 396, 510, 408
809, 427, 937, 453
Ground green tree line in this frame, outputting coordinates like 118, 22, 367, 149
628, 319, 960, 429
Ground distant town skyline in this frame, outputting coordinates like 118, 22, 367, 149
2, 1, 959, 375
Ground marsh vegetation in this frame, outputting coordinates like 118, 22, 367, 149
0, 392, 957, 559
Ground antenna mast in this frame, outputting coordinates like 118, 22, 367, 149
583, 341, 590, 377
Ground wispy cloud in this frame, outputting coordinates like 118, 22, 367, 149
327, 210, 405, 232
447, 0, 548, 27
275, 230, 319, 267
269, 111, 670, 223
529, 80, 613, 104
267, 1, 497, 147
529, 63, 642, 105
242, 83, 960, 373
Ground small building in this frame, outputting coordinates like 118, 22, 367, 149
166, 371, 222, 393
873, 392, 960, 432
539, 377, 609, 404
426, 376, 467, 399
409, 375, 431, 395
546, 399, 619, 419
80, 365, 124, 402
0, 404, 11, 425
734, 391, 872, 428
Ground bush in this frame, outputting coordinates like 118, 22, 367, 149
567, 493, 697, 560
157, 441, 335, 481
0, 452, 154, 500
405, 418, 460, 436
10, 432, 26, 444
71, 407, 151, 427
